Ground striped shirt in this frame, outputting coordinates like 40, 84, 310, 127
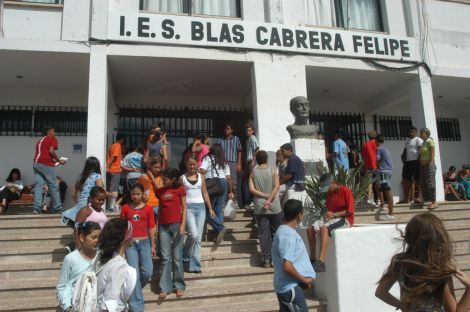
215, 136, 242, 163
246, 135, 259, 162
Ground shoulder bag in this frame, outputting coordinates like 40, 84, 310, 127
205, 156, 224, 198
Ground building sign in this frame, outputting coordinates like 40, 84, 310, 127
108, 12, 417, 62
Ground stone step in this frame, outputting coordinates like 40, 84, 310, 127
0, 289, 324, 312
356, 210, 470, 224
0, 228, 258, 250
0, 267, 275, 298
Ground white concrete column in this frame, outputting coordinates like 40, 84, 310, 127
87, 44, 108, 170
409, 67, 445, 202
251, 59, 307, 155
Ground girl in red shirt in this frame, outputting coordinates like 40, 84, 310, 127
155, 168, 187, 299
120, 183, 156, 312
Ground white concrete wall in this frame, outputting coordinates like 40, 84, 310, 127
251, 59, 307, 156
298, 225, 403, 312
62, 0, 91, 41
241, 0, 266, 22
426, 0, 470, 77
3, 5, 63, 40
0, 136, 87, 209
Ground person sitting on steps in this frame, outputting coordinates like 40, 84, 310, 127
307, 173, 354, 273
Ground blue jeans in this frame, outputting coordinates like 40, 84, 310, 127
183, 203, 206, 272
126, 239, 154, 312
61, 199, 88, 227
159, 223, 185, 293
209, 178, 227, 233
33, 163, 62, 212
277, 285, 308, 312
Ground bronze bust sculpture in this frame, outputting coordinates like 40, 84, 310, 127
286, 96, 319, 140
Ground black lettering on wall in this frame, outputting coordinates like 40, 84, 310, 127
282, 29, 294, 47
232, 25, 244, 43
256, 26, 268, 45
334, 33, 345, 51
120, 16, 125, 36
321, 32, 332, 51
309, 31, 320, 49
400, 40, 411, 57
364, 36, 374, 54
138, 17, 150, 37
296, 30, 307, 48
162, 19, 175, 39
207, 22, 218, 42
270, 28, 281, 46
219, 23, 232, 43
390, 39, 400, 56
191, 21, 204, 41
374, 37, 385, 55
352, 35, 362, 53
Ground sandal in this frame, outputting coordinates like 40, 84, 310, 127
176, 289, 184, 298
427, 203, 439, 210
159, 292, 169, 300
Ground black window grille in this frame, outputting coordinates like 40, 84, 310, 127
117, 105, 252, 149
0, 106, 87, 136
376, 115, 412, 140
310, 111, 366, 151
437, 118, 461, 141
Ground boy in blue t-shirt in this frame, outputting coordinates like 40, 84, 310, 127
272, 199, 316, 312
333, 131, 350, 171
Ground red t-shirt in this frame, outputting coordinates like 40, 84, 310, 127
34, 135, 58, 167
361, 139, 377, 170
155, 186, 186, 225
326, 185, 355, 226
120, 204, 155, 237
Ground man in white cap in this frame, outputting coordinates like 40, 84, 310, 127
306, 173, 354, 272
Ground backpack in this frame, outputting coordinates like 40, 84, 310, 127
71, 257, 117, 312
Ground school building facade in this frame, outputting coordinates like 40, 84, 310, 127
0, 0, 469, 207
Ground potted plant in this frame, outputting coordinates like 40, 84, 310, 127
304, 164, 373, 222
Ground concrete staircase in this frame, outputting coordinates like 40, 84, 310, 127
0, 202, 469, 311
0, 207, 323, 312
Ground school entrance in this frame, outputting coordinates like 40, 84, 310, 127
117, 105, 252, 168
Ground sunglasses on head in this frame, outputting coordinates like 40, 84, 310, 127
76, 221, 99, 231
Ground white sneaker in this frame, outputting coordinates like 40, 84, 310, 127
379, 214, 395, 221
379, 207, 388, 214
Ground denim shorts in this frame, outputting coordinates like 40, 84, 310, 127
379, 173, 392, 192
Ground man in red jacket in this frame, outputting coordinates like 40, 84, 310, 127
307, 173, 354, 273
361, 130, 378, 206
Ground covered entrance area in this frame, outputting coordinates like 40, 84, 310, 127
106, 56, 253, 168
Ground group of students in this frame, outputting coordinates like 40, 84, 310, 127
444, 164, 470, 201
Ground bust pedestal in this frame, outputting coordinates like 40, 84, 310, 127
291, 138, 327, 177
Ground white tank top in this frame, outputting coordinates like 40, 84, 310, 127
182, 173, 204, 205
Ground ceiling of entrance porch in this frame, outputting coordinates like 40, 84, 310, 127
306, 66, 411, 111
108, 56, 252, 97
0, 50, 89, 93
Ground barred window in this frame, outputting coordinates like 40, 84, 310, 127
376, 115, 461, 142
0, 106, 87, 136
377, 116, 412, 140
437, 118, 461, 141
310, 111, 366, 150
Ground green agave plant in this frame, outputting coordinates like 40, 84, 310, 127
304, 164, 373, 221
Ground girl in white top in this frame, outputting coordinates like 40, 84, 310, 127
200, 143, 234, 243
95, 218, 136, 312
180, 156, 215, 273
